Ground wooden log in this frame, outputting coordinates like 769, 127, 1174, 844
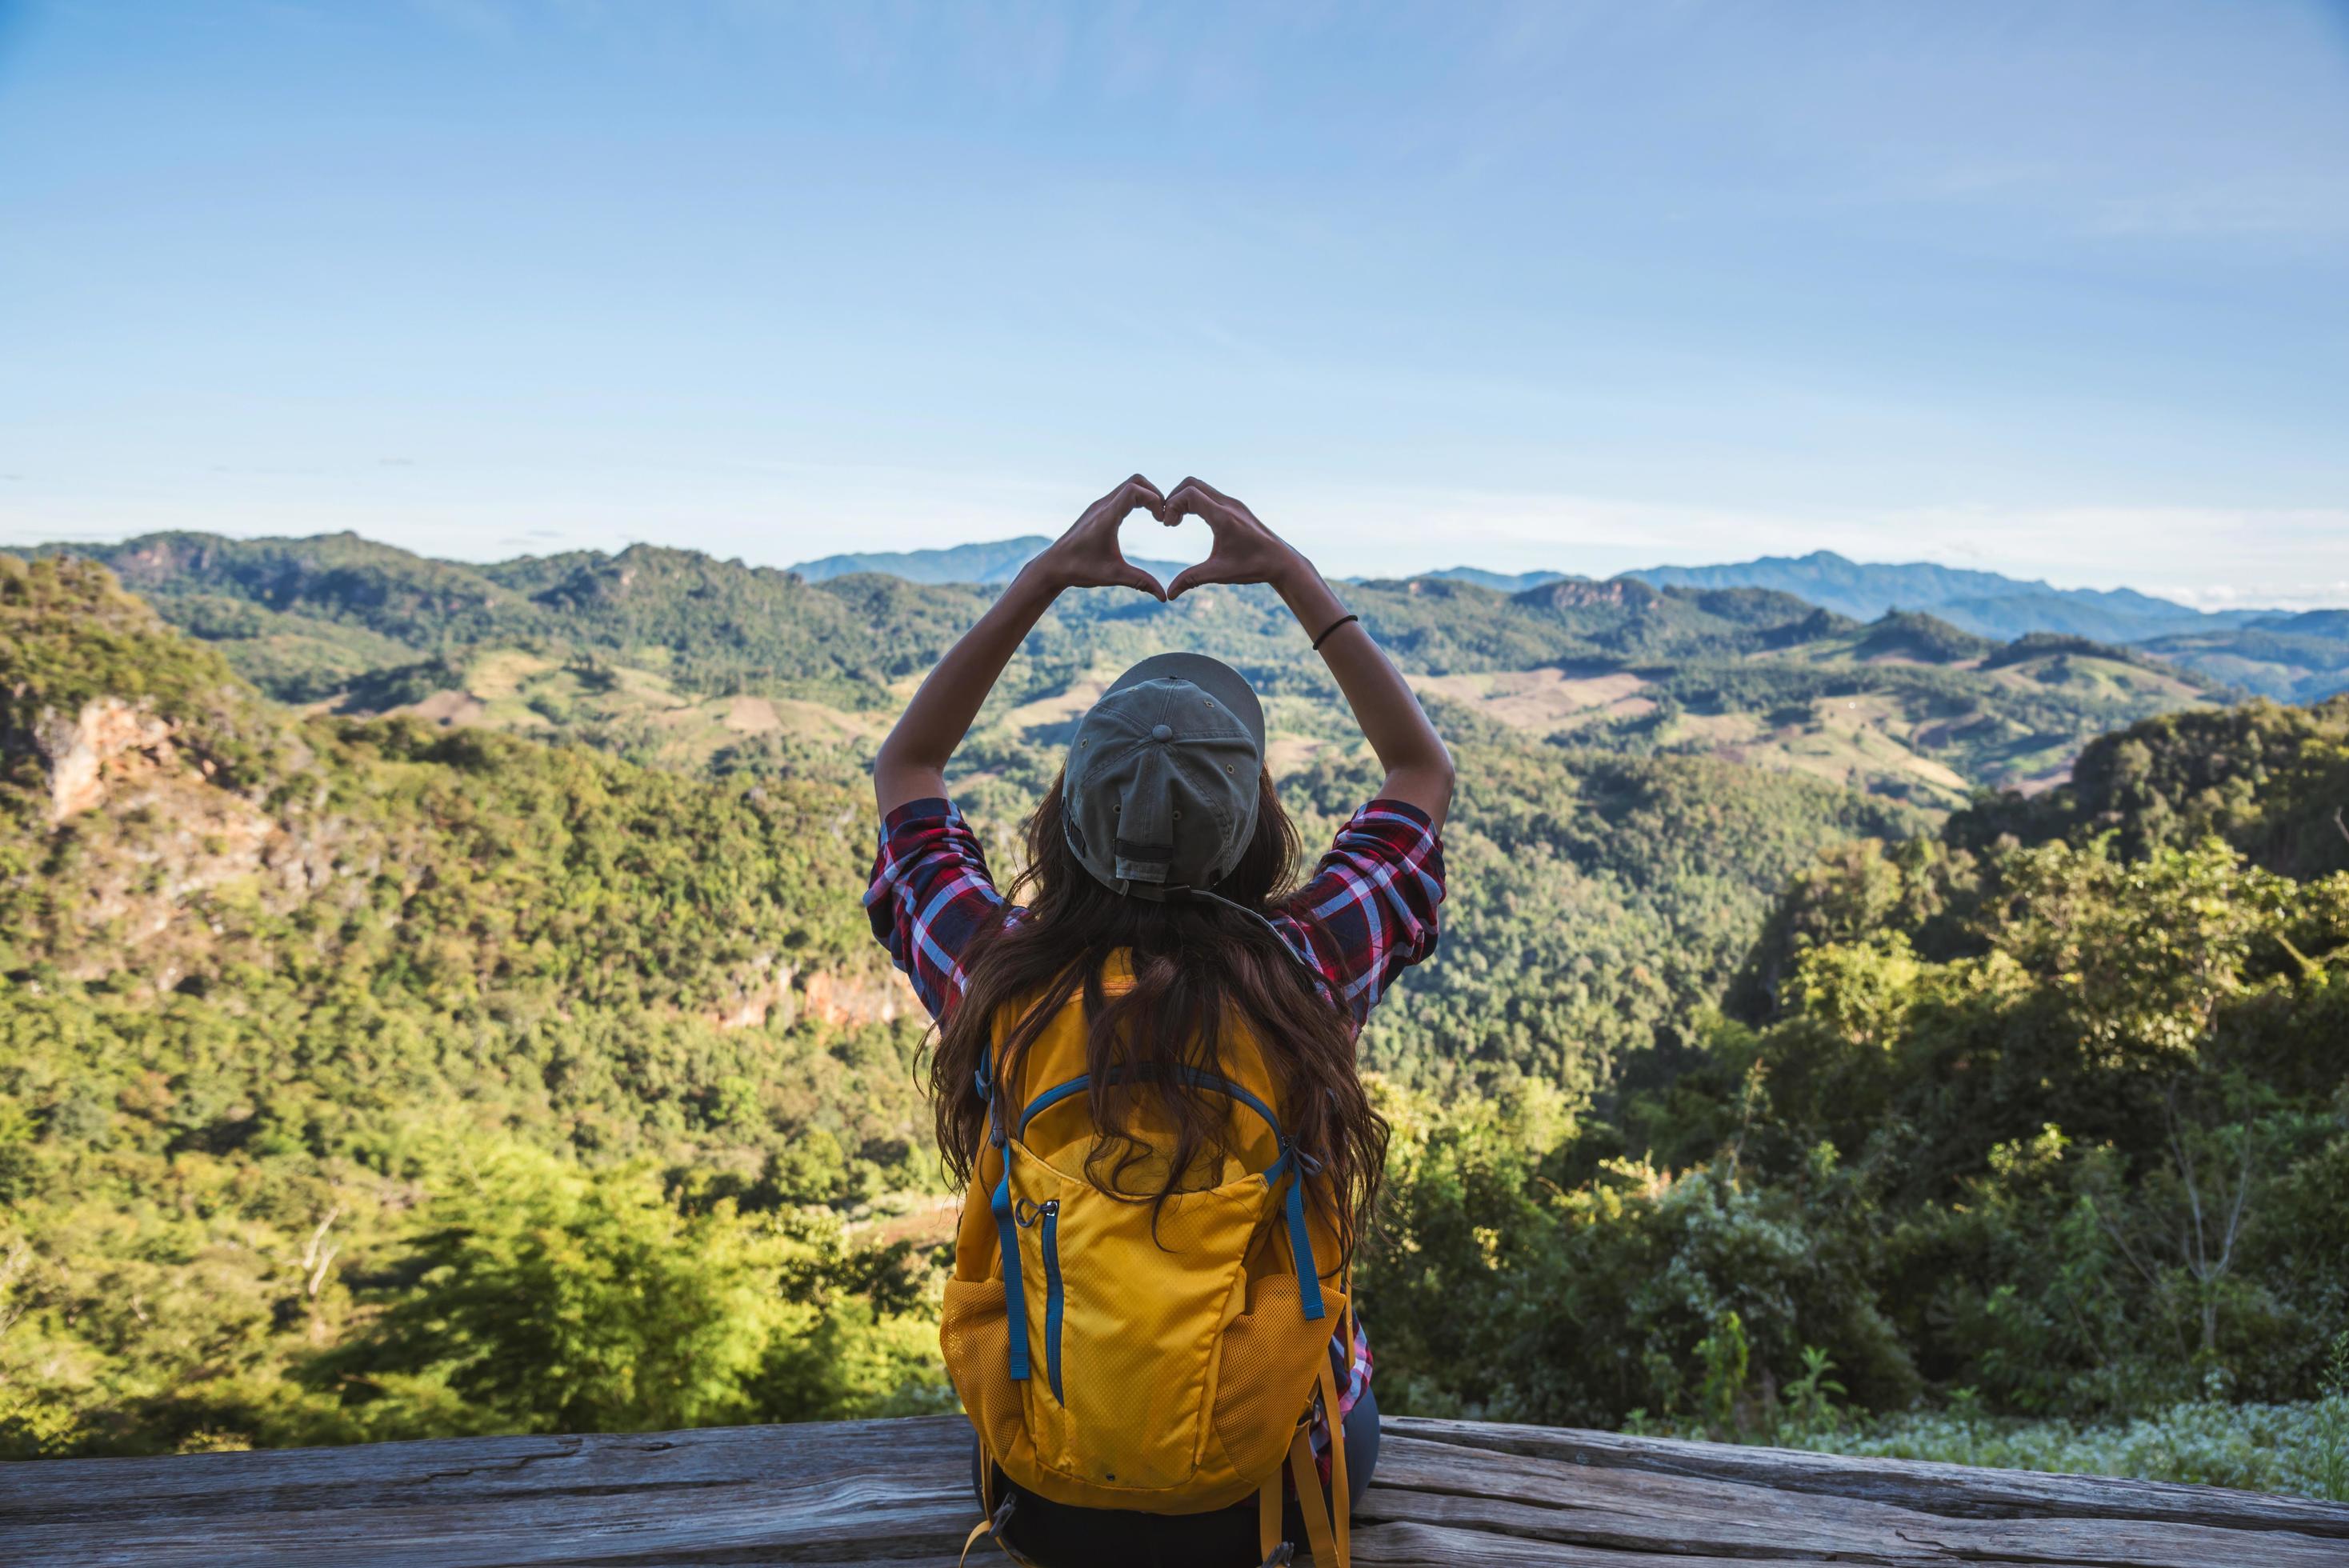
1351, 1522, 1816, 1567
0, 1418, 980, 1568
1362, 1433, 2349, 1567
1385, 1414, 2349, 1538
1, 1418, 972, 1522
3, 1414, 2345, 1567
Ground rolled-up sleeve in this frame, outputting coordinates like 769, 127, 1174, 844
862, 797, 1012, 1022
1268, 798, 1446, 1029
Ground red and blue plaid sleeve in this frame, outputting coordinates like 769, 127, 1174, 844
863, 797, 1014, 1022
1309, 1316, 1375, 1473
1269, 798, 1445, 1029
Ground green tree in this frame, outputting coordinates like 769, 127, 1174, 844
304, 1147, 944, 1438
309, 1150, 785, 1434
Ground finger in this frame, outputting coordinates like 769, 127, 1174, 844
1162, 482, 1237, 529
1166, 561, 1237, 598
1121, 565, 1167, 601
1176, 475, 1227, 503
1098, 474, 1165, 527
1172, 475, 1254, 521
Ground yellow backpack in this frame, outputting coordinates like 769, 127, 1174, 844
942, 955, 1354, 1566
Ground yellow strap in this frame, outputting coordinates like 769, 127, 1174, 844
1318, 1354, 1351, 1566
962, 1441, 1006, 1566
1259, 1470, 1283, 1562
1287, 1428, 1339, 1567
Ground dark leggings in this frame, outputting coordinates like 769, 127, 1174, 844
969, 1386, 1380, 1568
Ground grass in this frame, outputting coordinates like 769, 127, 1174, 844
1782, 1398, 2349, 1502
1625, 1334, 2349, 1502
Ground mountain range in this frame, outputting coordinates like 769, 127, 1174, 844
1622, 551, 2232, 639
21, 529, 2235, 812
782, 541, 2342, 700
785, 538, 2232, 634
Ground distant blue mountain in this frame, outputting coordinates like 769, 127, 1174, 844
1622, 550, 2231, 641
786, 537, 1050, 584
1416, 566, 1573, 593
786, 535, 1192, 587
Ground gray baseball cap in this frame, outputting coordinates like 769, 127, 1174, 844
1062, 652, 1267, 900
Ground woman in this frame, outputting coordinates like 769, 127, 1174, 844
866, 475, 1452, 1567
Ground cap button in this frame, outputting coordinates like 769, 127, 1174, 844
1150, 723, 1174, 742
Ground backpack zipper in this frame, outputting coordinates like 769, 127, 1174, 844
1038, 1198, 1064, 1402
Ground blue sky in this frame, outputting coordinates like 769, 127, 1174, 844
2, 2, 2345, 606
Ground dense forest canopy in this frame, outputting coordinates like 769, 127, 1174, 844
1368, 696, 2349, 1440
2, 546, 2343, 1496
1, 558, 934, 1451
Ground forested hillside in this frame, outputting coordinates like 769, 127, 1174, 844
4, 548, 2342, 1499
2136, 614, 2349, 705
1367, 697, 2349, 1496
0, 558, 940, 1453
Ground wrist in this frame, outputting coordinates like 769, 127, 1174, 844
1009, 553, 1068, 602
1268, 545, 1320, 598
1275, 553, 1342, 625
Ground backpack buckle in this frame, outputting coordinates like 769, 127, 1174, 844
978, 1059, 1009, 1150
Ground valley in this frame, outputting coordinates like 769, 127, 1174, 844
2, 536, 2343, 1498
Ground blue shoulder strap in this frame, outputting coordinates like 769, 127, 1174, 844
1261, 1141, 1327, 1322
978, 1054, 1030, 1380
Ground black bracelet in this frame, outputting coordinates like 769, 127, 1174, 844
1311, 612, 1360, 651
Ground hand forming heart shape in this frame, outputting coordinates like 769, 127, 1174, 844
1034, 474, 1301, 602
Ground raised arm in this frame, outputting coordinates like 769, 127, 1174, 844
1163, 478, 1456, 826
873, 474, 1168, 815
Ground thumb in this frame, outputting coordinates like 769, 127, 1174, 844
1166, 564, 1219, 598
1123, 565, 1167, 601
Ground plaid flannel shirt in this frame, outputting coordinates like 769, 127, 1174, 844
864, 794, 1445, 1464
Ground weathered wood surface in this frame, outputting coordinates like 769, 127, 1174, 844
3, 1413, 2344, 1566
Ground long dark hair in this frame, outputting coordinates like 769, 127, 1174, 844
930, 770, 1387, 1262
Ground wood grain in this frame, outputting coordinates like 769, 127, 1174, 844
1382, 1414, 2349, 1537
3, 1414, 2343, 1567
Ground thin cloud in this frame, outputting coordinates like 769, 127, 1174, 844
2090, 176, 2349, 238
2159, 582, 2349, 614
